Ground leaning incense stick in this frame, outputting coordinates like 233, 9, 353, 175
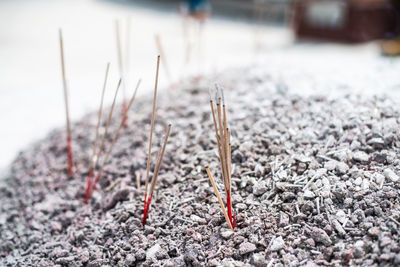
84, 63, 110, 204
155, 34, 172, 83
144, 55, 161, 207
142, 124, 171, 226
206, 167, 233, 230
59, 29, 74, 176
93, 78, 121, 169
88, 79, 141, 199
83, 79, 121, 202
91, 63, 110, 168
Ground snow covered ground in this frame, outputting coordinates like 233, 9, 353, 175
0, 0, 399, 173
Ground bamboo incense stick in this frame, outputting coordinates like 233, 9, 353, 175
125, 17, 131, 80
115, 19, 128, 125
84, 63, 110, 204
59, 29, 75, 176
91, 63, 110, 168
142, 124, 171, 226
115, 20, 124, 91
93, 78, 121, 168
155, 34, 172, 83
123, 18, 131, 126
88, 79, 141, 199
206, 167, 233, 230
84, 78, 121, 201
144, 55, 161, 206
148, 124, 171, 196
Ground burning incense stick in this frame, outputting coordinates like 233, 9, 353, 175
84, 63, 110, 204
142, 124, 171, 226
144, 55, 160, 209
59, 29, 75, 176
155, 34, 172, 84
88, 79, 141, 200
206, 86, 236, 229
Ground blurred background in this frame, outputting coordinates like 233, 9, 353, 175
0, 0, 400, 173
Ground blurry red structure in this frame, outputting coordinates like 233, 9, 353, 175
292, 0, 400, 43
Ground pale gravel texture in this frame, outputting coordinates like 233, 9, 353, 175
1, 67, 400, 266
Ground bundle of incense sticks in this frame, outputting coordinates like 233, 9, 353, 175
205, 86, 236, 230
84, 78, 141, 203
59, 29, 75, 176
142, 56, 172, 226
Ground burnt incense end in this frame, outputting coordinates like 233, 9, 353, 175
205, 85, 236, 229
59, 29, 75, 176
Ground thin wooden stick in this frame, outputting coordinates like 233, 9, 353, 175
84, 63, 110, 204
216, 101, 229, 189
115, 20, 124, 88
93, 78, 121, 170
115, 19, 127, 119
142, 124, 171, 226
59, 29, 74, 175
148, 124, 171, 196
144, 55, 161, 202
155, 34, 172, 83
125, 17, 131, 79
206, 167, 233, 230
89, 79, 141, 197
209, 101, 224, 170
90, 62, 110, 169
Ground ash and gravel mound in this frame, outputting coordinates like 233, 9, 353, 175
1, 68, 400, 266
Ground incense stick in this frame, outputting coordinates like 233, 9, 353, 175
206, 167, 233, 230
155, 34, 172, 83
84, 63, 110, 204
88, 79, 141, 199
142, 124, 171, 226
91, 63, 110, 169
125, 17, 131, 79
144, 55, 161, 206
59, 29, 75, 176
84, 78, 121, 202
93, 78, 121, 169
115, 19, 128, 125
115, 20, 124, 88
148, 124, 171, 196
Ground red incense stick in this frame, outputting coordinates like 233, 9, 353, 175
84, 63, 110, 204
59, 29, 74, 176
